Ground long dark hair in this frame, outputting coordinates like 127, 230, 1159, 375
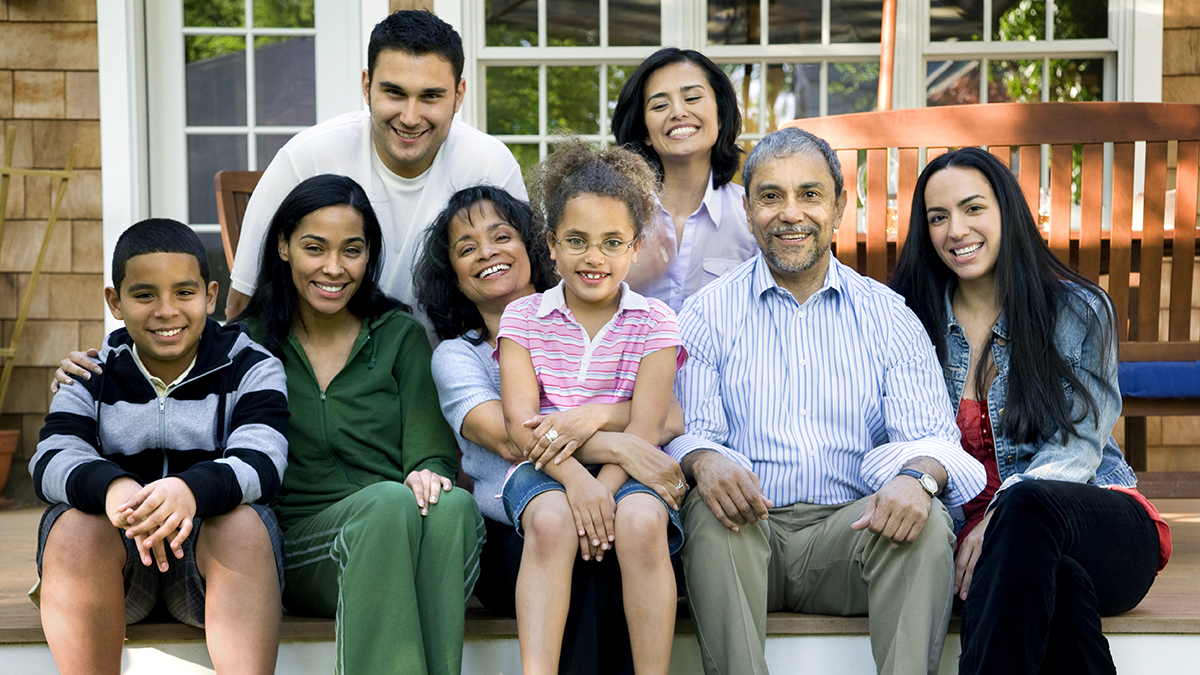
890, 147, 1113, 445
413, 185, 557, 345
235, 174, 404, 355
612, 47, 743, 189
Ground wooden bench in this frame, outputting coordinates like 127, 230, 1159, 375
783, 102, 1200, 474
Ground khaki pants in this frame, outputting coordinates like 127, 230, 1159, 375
680, 491, 956, 675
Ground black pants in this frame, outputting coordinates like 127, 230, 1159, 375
474, 517, 636, 675
958, 480, 1161, 675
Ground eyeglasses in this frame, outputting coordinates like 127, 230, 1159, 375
552, 235, 637, 257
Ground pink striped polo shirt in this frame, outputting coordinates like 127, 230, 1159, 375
497, 281, 686, 413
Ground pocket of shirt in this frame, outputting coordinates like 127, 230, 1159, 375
702, 258, 742, 282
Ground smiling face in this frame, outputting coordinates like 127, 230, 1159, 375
924, 166, 1002, 287
278, 204, 369, 321
448, 200, 536, 312
643, 61, 720, 165
548, 194, 640, 312
362, 49, 465, 179
105, 252, 218, 384
745, 150, 847, 298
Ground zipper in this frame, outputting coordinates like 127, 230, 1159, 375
159, 396, 168, 478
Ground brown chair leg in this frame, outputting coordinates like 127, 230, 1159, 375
1125, 416, 1148, 471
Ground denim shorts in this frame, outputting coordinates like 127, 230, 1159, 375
35, 502, 284, 628
502, 462, 684, 555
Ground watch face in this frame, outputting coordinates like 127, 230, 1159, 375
919, 474, 938, 495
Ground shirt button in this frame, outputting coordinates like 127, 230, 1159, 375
996, 337, 1007, 346
799, 359, 807, 366
800, 408, 807, 416
1005, 454, 1016, 465
798, 310, 806, 318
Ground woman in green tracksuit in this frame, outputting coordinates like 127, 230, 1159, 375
237, 173, 484, 675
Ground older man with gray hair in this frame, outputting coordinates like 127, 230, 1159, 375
668, 127, 986, 675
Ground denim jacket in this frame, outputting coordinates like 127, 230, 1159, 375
941, 284, 1136, 508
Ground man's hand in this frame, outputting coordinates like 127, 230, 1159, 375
954, 508, 993, 600
850, 475, 932, 547
51, 349, 101, 393
404, 469, 454, 517
119, 477, 197, 571
685, 450, 772, 531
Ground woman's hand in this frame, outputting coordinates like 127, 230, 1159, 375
522, 405, 607, 469
404, 469, 454, 517
954, 508, 994, 600
561, 473, 616, 562
51, 349, 101, 393
608, 433, 686, 510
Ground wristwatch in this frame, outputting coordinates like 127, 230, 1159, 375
897, 468, 940, 497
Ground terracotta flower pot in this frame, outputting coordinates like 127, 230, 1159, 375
0, 429, 18, 498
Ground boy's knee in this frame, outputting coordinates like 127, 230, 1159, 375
45, 509, 125, 567
200, 505, 271, 552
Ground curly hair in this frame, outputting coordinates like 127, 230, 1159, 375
414, 185, 557, 344
611, 48, 743, 189
527, 137, 658, 240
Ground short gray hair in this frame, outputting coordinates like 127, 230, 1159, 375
741, 127, 844, 198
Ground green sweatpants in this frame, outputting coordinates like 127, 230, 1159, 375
280, 482, 485, 675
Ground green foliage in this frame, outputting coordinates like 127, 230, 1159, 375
183, 0, 313, 63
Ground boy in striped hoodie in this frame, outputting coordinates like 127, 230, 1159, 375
30, 219, 289, 675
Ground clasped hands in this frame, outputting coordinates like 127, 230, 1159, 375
106, 476, 196, 572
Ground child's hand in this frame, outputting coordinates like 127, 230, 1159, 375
561, 473, 615, 562
404, 469, 454, 516
105, 476, 143, 529
523, 406, 605, 469
120, 477, 196, 571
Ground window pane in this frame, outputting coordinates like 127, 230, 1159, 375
197, 231, 231, 323
828, 62, 878, 115
188, 135, 248, 224
829, 0, 882, 44
708, 0, 755, 46
1050, 58, 1103, 102
185, 0, 244, 28
257, 133, 294, 170
608, 65, 635, 128
548, 0, 598, 46
486, 0, 537, 47
768, 0, 821, 45
1055, 0, 1106, 39
253, 0, 314, 28
254, 36, 315, 126
995, 0, 1046, 41
930, 0, 983, 42
548, 66, 600, 134
722, 63, 761, 133
487, 67, 539, 135
767, 63, 820, 129
927, 60, 980, 106
988, 59, 1042, 102
506, 143, 540, 181
610, 0, 660, 46
186, 36, 247, 127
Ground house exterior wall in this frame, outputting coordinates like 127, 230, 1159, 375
0, 0, 104, 505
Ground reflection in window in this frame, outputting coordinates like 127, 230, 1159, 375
610, 0, 660, 46
828, 0, 882, 44
1054, 0, 1106, 39
767, 63, 820, 127
252, 0, 314, 28
548, 66, 601, 133
828, 62, 878, 115
486, 67, 538, 135
197, 231, 232, 322
927, 60, 981, 106
505, 144, 540, 181
608, 65, 635, 122
548, 0, 599, 46
930, 0, 983, 42
254, 36, 315, 126
708, 1, 755, 46
486, 0, 537, 46
256, 133, 295, 170
768, 0, 821, 45
988, 59, 1042, 102
995, 0, 1045, 41
185, 0, 244, 28
186, 36, 247, 127
722, 63, 761, 133
188, 135, 247, 225
1050, 59, 1103, 102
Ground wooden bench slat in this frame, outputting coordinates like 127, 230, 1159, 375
1049, 143, 1074, 262
1110, 142, 1136, 342
1018, 145, 1041, 225
1171, 140, 1199, 342
896, 148, 919, 258
836, 149, 859, 270
1079, 143, 1105, 282
866, 148, 888, 281
1140, 142, 1169, 342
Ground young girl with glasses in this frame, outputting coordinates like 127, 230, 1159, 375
498, 138, 686, 675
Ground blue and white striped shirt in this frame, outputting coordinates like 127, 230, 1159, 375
666, 252, 986, 508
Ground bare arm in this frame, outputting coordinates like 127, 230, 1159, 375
225, 289, 250, 321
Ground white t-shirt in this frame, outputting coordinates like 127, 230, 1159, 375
230, 111, 527, 335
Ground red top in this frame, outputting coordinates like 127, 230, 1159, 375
955, 397, 1171, 571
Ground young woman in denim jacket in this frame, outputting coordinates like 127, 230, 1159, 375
891, 147, 1170, 675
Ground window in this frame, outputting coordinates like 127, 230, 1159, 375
145, 0, 364, 319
